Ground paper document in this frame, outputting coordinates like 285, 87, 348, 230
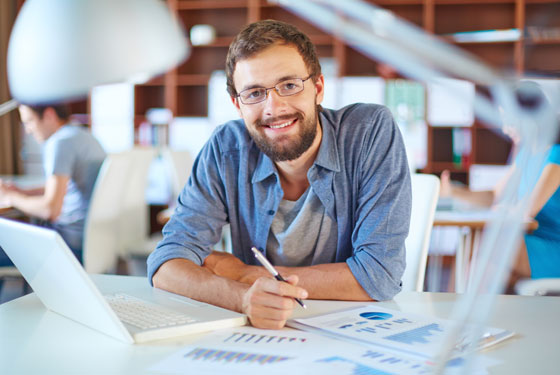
288, 305, 514, 360
150, 326, 501, 375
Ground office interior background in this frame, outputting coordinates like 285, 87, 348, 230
1, 0, 559, 302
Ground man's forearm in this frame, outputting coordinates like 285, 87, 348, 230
276, 262, 373, 301
451, 185, 494, 208
8, 192, 58, 220
204, 251, 372, 301
152, 258, 249, 312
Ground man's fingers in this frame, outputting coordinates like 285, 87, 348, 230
254, 276, 308, 300
242, 276, 309, 329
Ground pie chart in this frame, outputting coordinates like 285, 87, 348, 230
359, 312, 393, 320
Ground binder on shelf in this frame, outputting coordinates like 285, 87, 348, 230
445, 28, 521, 43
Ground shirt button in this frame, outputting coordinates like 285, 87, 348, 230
268, 210, 275, 215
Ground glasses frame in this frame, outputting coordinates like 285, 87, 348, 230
236, 75, 314, 105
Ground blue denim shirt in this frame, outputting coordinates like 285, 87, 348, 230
147, 103, 411, 300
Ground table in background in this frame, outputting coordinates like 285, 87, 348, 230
433, 210, 538, 293
0, 174, 44, 217
0, 274, 559, 374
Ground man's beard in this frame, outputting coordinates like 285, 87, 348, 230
250, 109, 318, 162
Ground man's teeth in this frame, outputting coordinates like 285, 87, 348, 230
268, 120, 293, 129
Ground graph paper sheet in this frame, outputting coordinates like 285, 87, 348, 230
149, 325, 499, 375
288, 305, 513, 360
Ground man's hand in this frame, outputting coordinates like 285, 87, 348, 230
439, 170, 452, 198
0, 180, 19, 200
242, 275, 308, 329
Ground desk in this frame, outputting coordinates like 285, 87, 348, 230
0, 174, 44, 217
0, 274, 558, 374
433, 210, 538, 293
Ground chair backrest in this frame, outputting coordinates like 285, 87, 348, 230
402, 173, 440, 292
83, 153, 132, 273
118, 147, 155, 254
161, 148, 194, 200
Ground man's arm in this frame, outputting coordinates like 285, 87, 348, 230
152, 258, 308, 329
204, 251, 372, 300
0, 175, 68, 220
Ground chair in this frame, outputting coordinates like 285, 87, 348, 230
117, 147, 156, 257
162, 148, 194, 200
123, 148, 194, 259
82, 152, 133, 274
401, 173, 440, 292
83, 147, 156, 274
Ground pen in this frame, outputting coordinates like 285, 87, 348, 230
251, 247, 307, 309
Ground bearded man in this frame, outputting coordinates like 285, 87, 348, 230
147, 20, 411, 329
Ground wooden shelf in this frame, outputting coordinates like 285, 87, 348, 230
132, 0, 558, 167
177, 0, 248, 10
525, 38, 560, 45
177, 74, 211, 86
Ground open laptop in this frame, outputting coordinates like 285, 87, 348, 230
0, 218, 247, 344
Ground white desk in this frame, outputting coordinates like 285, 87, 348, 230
1, 274, 559, 374
433, 209, 538, 292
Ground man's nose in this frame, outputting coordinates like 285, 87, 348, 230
262, 88, 288, 114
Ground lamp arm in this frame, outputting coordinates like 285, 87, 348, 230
0, 99, 18, 117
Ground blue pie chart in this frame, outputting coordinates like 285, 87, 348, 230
360, 312, 393, 320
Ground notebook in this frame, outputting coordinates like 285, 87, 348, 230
0, 218, 247, 344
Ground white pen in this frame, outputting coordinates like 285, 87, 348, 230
251, 246, 307, 309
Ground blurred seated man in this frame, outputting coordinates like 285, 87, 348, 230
0, 104, 106, 264
440, 81, 560, 289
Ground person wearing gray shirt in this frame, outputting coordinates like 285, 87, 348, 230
0, 104, 106, 263
148, 20, 411, 330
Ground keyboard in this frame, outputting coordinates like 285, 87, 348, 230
105, 293, 197, 330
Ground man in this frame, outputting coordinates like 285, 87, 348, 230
0, 104, 106, 263
148, 20, 411, 329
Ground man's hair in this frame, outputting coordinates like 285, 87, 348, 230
26, 104, 71, 121
225, 19, 322, 97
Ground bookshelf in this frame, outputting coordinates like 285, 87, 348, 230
131, 0, 559, 183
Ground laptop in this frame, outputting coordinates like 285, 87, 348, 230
0, 218, 247, 344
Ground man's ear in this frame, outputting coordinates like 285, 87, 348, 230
230, 95, 243, 117
314, 74, 325, 105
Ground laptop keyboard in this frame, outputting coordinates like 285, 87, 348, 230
105, 293, 197, 330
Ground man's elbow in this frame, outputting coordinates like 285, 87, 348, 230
46, 202, 62, 221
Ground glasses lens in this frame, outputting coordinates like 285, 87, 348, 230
276, 79, 304, 96
240, 88, 266, 104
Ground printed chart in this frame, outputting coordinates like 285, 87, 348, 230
223, 331, 307, 344
289, 305, 511, 359
184, 347, 292, 365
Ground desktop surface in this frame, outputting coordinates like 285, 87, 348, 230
1, 274, 558, 374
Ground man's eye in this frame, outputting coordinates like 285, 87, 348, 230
246, 90, 263, 99
281, 82, 297, 91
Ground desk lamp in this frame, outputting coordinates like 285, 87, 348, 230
273, 0, 558, 373
5, 0, 188, 106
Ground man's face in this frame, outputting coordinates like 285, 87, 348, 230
231, 43, 324, 162
18, 105, 51, 143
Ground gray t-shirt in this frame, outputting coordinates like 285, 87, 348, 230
42, 124, 106, 250
267, 187, 337, 267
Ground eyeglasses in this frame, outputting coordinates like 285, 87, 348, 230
236, 75, 313, 105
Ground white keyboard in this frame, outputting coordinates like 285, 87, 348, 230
105, 293, 197, 330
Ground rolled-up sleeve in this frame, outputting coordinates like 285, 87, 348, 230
345, 107, 411, 300
147, 135, 229, 284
